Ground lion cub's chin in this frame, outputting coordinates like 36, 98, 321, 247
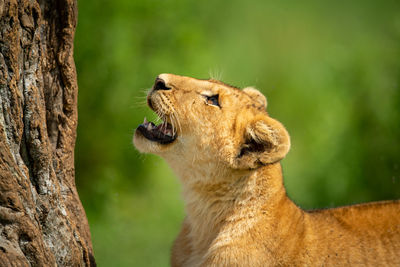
133, 131, 173, 155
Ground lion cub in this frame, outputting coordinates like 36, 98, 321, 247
134, 74, 400, 266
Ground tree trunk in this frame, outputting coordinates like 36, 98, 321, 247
0, 0, 95, 266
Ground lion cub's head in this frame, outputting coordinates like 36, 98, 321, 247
134, 74, 290, 170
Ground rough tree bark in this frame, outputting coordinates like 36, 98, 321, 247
0, 0, 95, 266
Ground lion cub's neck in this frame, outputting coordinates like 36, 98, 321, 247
169, 160, 298, 253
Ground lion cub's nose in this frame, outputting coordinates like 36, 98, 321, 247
154, 77, 171, 91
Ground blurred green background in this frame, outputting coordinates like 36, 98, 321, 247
74, 0, 400, 266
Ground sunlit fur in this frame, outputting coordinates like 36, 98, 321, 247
133, 74, 400, 267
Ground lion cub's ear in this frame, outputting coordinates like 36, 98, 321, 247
243, 87, 267, 108
236, 116, 290, 169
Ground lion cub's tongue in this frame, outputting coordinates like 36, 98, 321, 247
142, 117, 173, 137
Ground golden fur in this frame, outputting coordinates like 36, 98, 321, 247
134, 74, 400, 266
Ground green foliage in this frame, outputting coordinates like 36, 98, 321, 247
74, 0, 400, 265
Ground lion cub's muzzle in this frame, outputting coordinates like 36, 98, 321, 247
147, 77, 170, 109
136, 77, 177, 145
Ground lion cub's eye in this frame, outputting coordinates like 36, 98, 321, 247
204, 94, 220, 107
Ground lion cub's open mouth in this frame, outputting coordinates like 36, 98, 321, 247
137, 117, 177, 144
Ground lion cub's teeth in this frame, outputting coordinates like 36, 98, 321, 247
143, 117, 148, 124
165, 129, 172, 136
